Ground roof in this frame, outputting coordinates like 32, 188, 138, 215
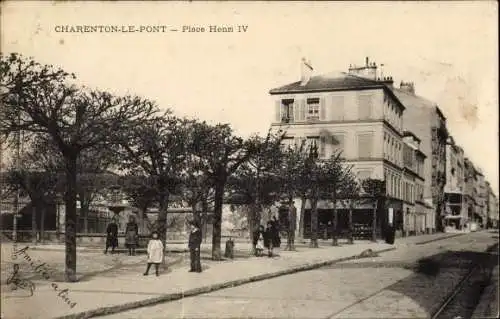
393, 88, 446, 121
269, 73, 405, 111
403, 130, 421, 142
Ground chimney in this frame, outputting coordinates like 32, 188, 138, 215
380, 76, 394, 88
400, 81, 415, 94
300, 57, 313, 86
347, 57, 377, 80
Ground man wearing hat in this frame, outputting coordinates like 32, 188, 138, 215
188, 220, 202, 272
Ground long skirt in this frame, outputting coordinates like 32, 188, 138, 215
125, 231, 137, 248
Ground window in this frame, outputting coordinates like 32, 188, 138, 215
280, 99, 294, 123
306, 136, 319, 153
306, 98, 320, 121
319, 136, 326, 158
331, 96, 345, 120
358, 133, 373, 158
358, 94, 373, 120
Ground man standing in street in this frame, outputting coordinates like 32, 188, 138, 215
188, 220, 202, 273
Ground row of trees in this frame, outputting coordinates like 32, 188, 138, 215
1, 53, 385, 282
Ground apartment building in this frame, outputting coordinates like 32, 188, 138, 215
269, 57, 407, 237
401, 131, 432, 235
486, 184, 499, 228
464, 158, 480, 224
393, 83, 447, 232
476, 169, 488, 225
443, 135, 467, 229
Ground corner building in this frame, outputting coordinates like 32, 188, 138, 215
270, 58, 412, 239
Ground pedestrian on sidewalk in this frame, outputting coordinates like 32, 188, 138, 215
144, 231, 164, 276
188, 220, 202, 273
125, 215, 139, 256
104, 219, 118, 255
270, 216, 281, 255
264, 221, 275, 257
254, 225, 265, 257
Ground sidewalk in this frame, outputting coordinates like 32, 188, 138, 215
0, 232, 464, 319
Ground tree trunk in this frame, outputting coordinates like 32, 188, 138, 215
309, 195, 319, 248
40, 206, 45, 244
348, 200, 354, 244
298, 196, 306, 239
331, 197, 338, 246
31, 204, 37, 245
158, 194, 170, 251
371, 200, 378, 242
212, 183, 225, 260
65, 156, 78, 282
202, 197, 208, 243
82, 205, 89, 234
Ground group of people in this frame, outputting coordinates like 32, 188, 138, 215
253, 216, 281, 257
104, 215, 203, 276
104, 215, 139, 256
143, 220, 203, 276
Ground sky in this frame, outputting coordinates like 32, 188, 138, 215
1, 1, 498, 195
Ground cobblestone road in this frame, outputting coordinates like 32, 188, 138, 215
101, 231, 498, 319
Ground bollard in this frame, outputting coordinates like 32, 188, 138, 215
224, 237, 234, 259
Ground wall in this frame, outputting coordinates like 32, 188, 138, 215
401, 105, 432, 198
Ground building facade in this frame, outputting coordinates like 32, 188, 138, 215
393, 84, 447, 232
270, 57, 410, 238
486, 184, 499, 228
444, 135, 467, 229
401, 131, 431, 235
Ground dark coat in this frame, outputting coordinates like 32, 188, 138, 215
270, 220, 281, 247
188, 229, 202, 249
263, 228, 274, 249
106, 223, 118, 247
125, 222, 138, 247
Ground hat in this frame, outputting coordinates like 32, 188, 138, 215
189, 220, 200, 228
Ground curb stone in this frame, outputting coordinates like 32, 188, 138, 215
54, 247, 397, 319
414, 233, 465, 245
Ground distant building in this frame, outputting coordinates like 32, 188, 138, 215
402, 131, 432, 235
393, 82, 448, 232
444, 135, 467, 229
464, 158, 481, 224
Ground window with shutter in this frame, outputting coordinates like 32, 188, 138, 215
294, 100, 300, 123
319, 97, 326, 121
275, 100, 281, 122
298, 99, 306, 121
357, 133, 373, 158
331, 96, 345, 121
319, 136, 326, 158
358, 94, 372, 120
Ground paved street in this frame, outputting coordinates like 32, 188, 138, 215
101, 231, 498, 319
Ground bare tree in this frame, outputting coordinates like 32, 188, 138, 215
228, 130, 283, 252
190, 121, 253, 260
117, 114, 191, 251
1, 53, 157, 281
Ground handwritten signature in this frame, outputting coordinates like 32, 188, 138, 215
6, 264, 36, 296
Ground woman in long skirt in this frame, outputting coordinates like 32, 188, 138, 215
125, 215, 139, 256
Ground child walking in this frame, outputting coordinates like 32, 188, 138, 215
144, 231, 164, 276
255, 230, 265, 257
